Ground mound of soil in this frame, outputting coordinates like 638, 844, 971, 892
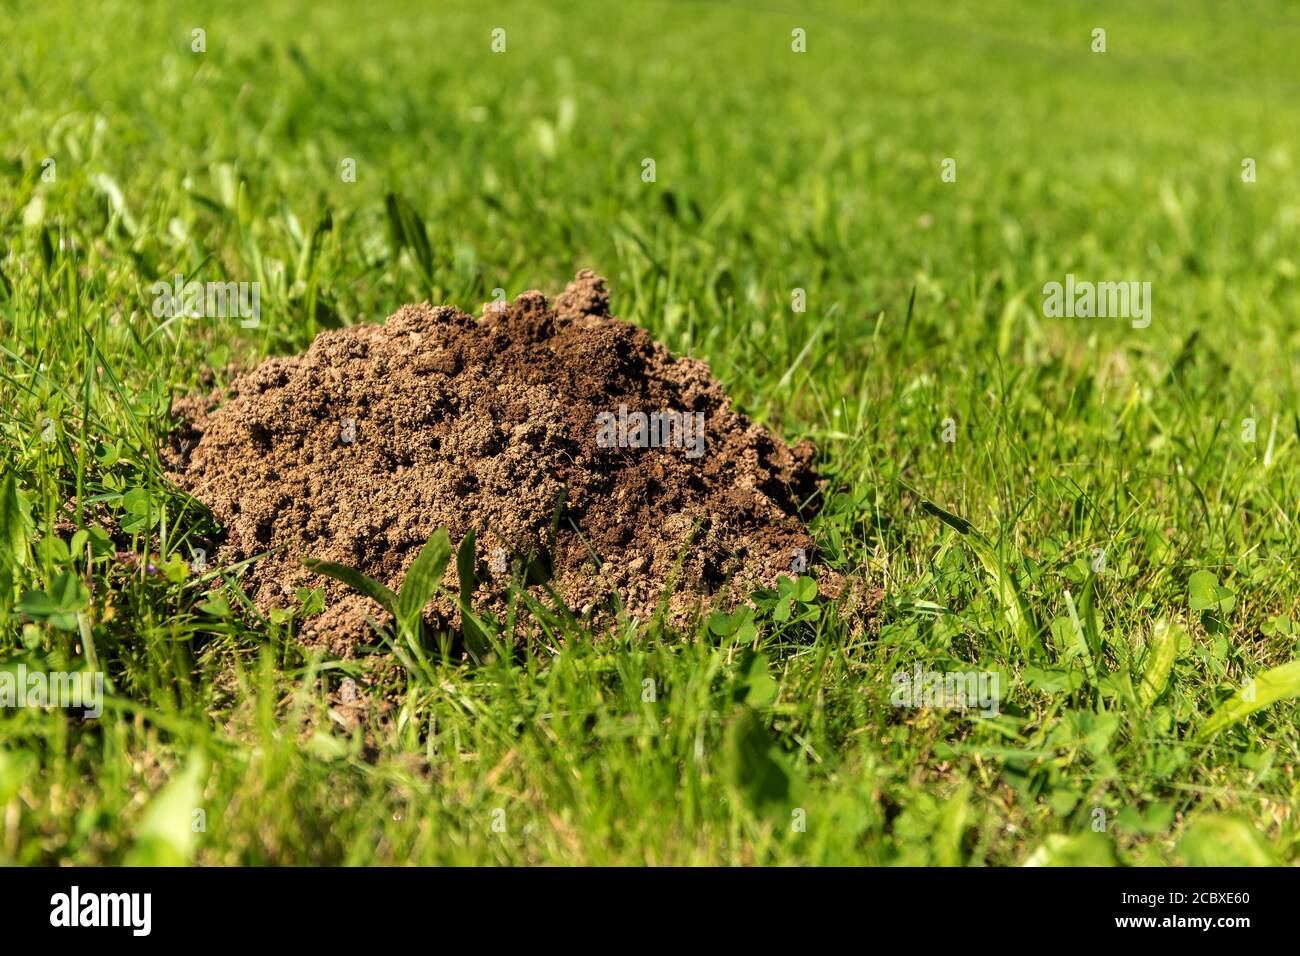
168, 272, 854, 654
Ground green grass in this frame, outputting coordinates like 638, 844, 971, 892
3, 0, 1300, 865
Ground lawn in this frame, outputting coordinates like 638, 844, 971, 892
2, 0, 1299, 865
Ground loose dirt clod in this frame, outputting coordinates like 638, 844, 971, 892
169, 272, 848, 655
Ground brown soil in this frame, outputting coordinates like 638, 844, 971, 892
167, 272, 865, 655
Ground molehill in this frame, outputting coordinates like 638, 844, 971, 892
168, 272, 847, 655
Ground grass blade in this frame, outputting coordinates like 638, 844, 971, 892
303, 557, 396, 615
1060, 590, 1097, 684
1196, 659, 1300, 742
396, 528, 452, 635
455, 528, 492, 659
1137, 619, 1184, 708
920, 498, 1037, 656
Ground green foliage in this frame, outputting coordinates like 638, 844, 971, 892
724, 707, 801, 814
1137, 619, 1186, 708
1197, 660, 1300, 742
16, 573, 89, 631
125, 751, 209, 866
1024, 833, 1118, 867
920, 499, 1037, 656
394, 528, 452, 641
301, 558, 397, 616
1177, 815, 1276, 866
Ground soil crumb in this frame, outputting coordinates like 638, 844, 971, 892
168, 272, 858, 655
